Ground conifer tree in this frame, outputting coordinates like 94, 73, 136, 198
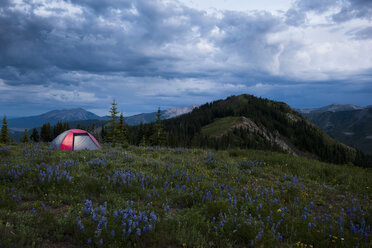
118, 112, 129, 147
63, 122, 70, 131
101, 125, 106, 142
151, 107, 166, 146
92, 123, 97, 138
21, 129, 29, 143
40, 123, 51, 142
140, 135, 147, 147
53, 121, 64, 139
137, 122, 145, 145
107, 99, 119, 145
30, 128, 40, 142
0, 115, 9, 144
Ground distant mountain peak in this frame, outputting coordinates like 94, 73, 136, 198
163, 105, 200, 119
7, 108, 105, 129
124, 104, 200, 126
297, 104, 363, 114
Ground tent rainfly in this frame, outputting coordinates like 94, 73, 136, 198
49, 129, 101, 151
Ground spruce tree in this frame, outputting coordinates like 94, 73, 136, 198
21, 129, 29, 143
30, 128, 40, 142
92, 123, 98, 138
137, 122, 144, 145
53, 121, 64, 139
0, 115, 9, 144
40, 123, 51, 142
107, 99, 119, 145
151, 107, 166, 146
118, 112, 129, 147
63, 122, 70, 131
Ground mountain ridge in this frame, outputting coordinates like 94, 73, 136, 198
5, 105, 199, 129
297, 104, 364, 114
300, 107, 372, 154
6, 108, 106, 129
129, 94, 362, 165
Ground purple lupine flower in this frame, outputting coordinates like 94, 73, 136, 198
97, 238, 103, 246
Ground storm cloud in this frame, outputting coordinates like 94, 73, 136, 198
0, 0, 371, 116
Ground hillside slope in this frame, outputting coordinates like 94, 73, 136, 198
302, 107, 372, 154
1, 144, 371, 247
131, 94, 359, 165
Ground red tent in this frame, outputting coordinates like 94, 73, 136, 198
49, 129, 101, 151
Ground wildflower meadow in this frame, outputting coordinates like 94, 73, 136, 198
0, 144, 371, 247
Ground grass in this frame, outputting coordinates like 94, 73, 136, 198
201, 117, 242, 137
0, 143, 371, 247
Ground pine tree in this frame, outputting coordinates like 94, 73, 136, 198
40, 123, 51, 142
0, 115, 9, 144
53, 121, 64, 139
107, 99, 120, 145
92, 123, 98, 138
140, 135, 147, 147
101, 125, 106, 142
30, 128, 40, 142
63, 122, 70, 131
151, 107, 166, 146
137, 122, 145, 145
118, 112, 129, 147
21, 129, 29, 143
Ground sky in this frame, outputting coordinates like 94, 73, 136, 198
0, 0, 372, 117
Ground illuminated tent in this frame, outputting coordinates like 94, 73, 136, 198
49, 129, 101, 151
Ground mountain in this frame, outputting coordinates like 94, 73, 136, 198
5, 105, 198, 131
125, 105, 199, 126
129, 94, 364, 166
163, 105, 200, 119
6, 108, 106, 129
301, 107, 372, 154
297, 104, 363, 114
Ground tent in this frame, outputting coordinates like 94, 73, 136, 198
49, 129, 101, 151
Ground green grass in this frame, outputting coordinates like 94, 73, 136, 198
0, 144, 371, 247
201, 117, 242, 137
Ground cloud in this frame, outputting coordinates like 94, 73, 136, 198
348, 26, 372, 40
292, 0, 372, 23
0, 0, 371, 117
332, 0, 372, 22
285, 8, 307, 26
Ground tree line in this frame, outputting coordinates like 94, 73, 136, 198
1, 95, 371, 167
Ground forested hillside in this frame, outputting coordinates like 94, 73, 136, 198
302, 107, 372, 154
128, 94, 369, 166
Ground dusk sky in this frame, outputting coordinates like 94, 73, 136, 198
1, 0, 371, 117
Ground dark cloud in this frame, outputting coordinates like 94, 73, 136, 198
285, 8, 307, 26
0, 0, 371, 117
332, 0, 372, 22
292, 0, 372, 23
0, 0, 220, 85
296, 0, 337, 14
0, 0, 285, 87
348, 26, 372, 40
